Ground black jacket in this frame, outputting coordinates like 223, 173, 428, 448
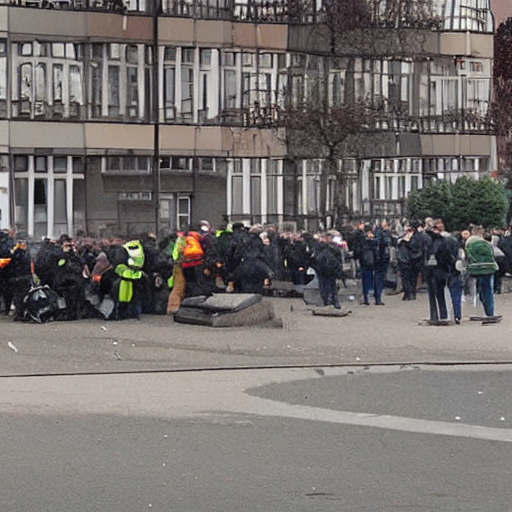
313, 242, 343, 278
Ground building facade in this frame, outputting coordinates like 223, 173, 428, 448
0, 0, 497, 237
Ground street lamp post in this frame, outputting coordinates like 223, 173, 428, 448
152, 0, 161, 236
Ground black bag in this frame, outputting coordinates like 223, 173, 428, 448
22, 285, 64, 323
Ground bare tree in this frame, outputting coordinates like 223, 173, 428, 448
319, 0, 440, 58
281, 78, 385, 226
281, 0, 440, 225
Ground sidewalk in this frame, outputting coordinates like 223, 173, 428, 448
0, 289, 511, 377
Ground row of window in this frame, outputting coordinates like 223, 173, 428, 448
4, 0, 494, 33
10, 154, 488, 177
1, 42, 492, 127
2, 153, 491, 235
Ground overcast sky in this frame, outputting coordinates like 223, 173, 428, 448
491, 0, 510, 25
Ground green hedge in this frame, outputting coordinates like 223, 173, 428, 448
406, 177, 508, 231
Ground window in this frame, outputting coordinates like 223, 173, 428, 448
54, 179, 68, 236
222, 52, 236, 67
159, 156, 190, 170
35, 156, 47, 173
250, 159, 261, 216
467, 79, 489, 114
232, 176, 243, 215
69, 66, 82, 105
164, 47, 176, 62
231, 159, 243, 215
200, 49, 211, 67
172, 157, 190, 170
54, 156, 68, 173
13, 154, 85, 239
108, 66, 120, 116
199, 157, 214, 172
0, 40, 7, 102
34, 63, 46, 116
178, 196, 191, 230
34, 178, 48, 239
126, 45, 138, 65
53, 64, 63, 103
242, 52, 253, 67
91, 62, 102, 118
470, 61, 483, 73
14, 41, 85, 120
105, 156, 150, 173
374, 176, 381, 199
52, 43, 65, 59
15, 178, 28, 233
109, 44, 120, 60
14, 156, 28, 172
126, 66, 138, 118
224, 69, 237, 109
19, 43, 33, 57
164, 46, 176, 120
259, 53, 272, 68
267, 160, 280, 215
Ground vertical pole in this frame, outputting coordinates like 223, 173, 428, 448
152, 0, 161, 236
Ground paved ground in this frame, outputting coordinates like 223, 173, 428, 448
2, 289, 512, 512
0, 288, 511, 377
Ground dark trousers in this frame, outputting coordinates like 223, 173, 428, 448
361, 268, 383, 304
447, 272, 462, 321
476, 274, 495, 317
426, 268, 448, 321
318, 273, 338, 306
401, 262, 422, 299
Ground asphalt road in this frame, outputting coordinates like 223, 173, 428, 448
1, 292, 512, 511
1, 366, 512, 512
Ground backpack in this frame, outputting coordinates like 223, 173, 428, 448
22, 285, 64, 323
183, 232, 204, 262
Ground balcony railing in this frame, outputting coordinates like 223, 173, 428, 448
2, 0, 316, 21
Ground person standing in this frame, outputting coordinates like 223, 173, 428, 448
374, 220, 392, 304
424, 219, 449, 324
445, 230, 465, 324
397, 221, 425, 301
313, 232, 343, 309
465, 225, 499, 319
356, 224, 384, 306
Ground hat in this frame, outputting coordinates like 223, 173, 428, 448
363, 223, 373, 233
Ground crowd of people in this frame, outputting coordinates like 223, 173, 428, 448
0, 217, 508, 324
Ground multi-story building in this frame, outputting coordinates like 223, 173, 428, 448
0, 0, 497, 238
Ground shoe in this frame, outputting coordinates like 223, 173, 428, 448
362, 301, 370, 306
402, 295, 410, 301
375, 302, 385, 306
333, 302, 341, 309
455, 318, 461, 324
